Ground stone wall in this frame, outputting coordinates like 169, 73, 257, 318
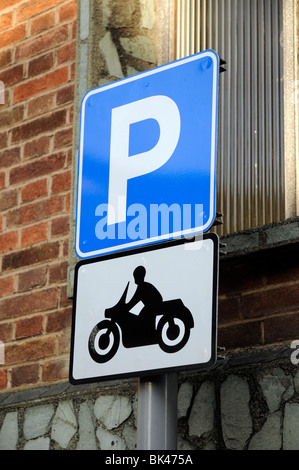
1, 346, 299, 450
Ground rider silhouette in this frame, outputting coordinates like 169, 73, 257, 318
126, 266, 163, 332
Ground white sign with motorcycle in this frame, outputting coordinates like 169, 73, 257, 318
69, 233, 218, 384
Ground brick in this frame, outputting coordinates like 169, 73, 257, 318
0, 231, 18, 253
11, 363, 39, 388
7, 195, 64, 228
0, 188, 18, 211
11, 109, 66, 143
14, 105, 25, 123
264, 254, 299, 286
0, 64, 24, 87
69, 104, 74, 122
0, 370, 7, 391
0, 322, 14, 342
219, 258, 266, 296
51, 215, 69, 237
46, 306, 72, 333
51, 171, 71, 193
72, 18, 77, 39
2, 241, 60, 271
10, 152, 65, 184
15, 24, 68, 60
0, 109, 17, 131
28, 52, 54, 77
16, 315, 43, 339
16, 0, 64, 22
18, 266, 47, 292
0, 131, 8, 149
59, 1, 77, 22
57, 41, 76, 64
0, 105, 24, 129
264, 313, 299, 344
5, 336, 56, 365
63, 237, 69, 256
0, 0, 24, 9
66, 148, 73, 166
56, 84, 74, 105
30, 10, 56, 36
57, 328, 70, 354
0, 174, 5, 190
0, 275, 15, 297
21, 221, 48, 247
53, 127, 73, 149
218, 297, 241, 325
57, 284, 70, 308
23, 135, 50, 159
42, 357, 69, 382
70, 61, 76, 80
0, 49, 12, 68
28, 93, 55, 120
218, 321, 262, 350
0, 288, 58, 321
0, 13, 13, 31
21, 179, 48, 202
59, 285, 71, 308
49, 261, 68, 284
14, 66, 68, 103
0, 23, 26, 49
0, 147, 20, 168
242, 284, 299, 319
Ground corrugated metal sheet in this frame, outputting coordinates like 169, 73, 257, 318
176, 0, 285, 234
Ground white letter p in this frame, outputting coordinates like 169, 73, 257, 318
107, 95, 181, 225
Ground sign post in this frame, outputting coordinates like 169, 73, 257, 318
70, 50, 220, 451
137, 373, 178, 450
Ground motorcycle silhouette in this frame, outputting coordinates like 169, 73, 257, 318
88, 279, 194, 364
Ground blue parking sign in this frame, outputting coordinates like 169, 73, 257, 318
75, 50, 219, 259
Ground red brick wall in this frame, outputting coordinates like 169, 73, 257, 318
0, 0, 77, 392
218, 245, 299, 351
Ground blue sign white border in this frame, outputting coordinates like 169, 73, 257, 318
75, 50, 219, 259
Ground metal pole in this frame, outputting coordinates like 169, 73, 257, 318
137, 373, 178, 450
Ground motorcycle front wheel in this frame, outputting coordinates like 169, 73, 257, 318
88, 320, 120, 363
157, 316, 190, 353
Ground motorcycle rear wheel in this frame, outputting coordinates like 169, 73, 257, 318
157, 316, 190, 353
88, 320, 120, 363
